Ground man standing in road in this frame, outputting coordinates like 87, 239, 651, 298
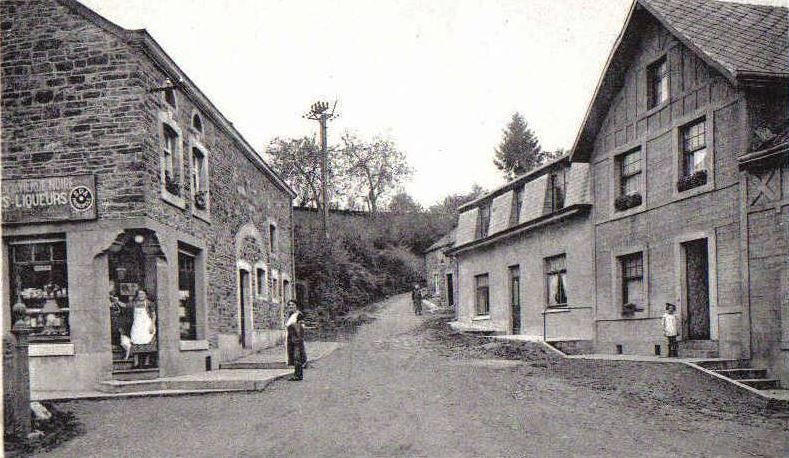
285, 300, 307, 381
411, 283, 423, 316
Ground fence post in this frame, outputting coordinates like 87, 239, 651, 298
7, 302, 32, 438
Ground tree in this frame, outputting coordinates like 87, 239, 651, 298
339, 132, 413, 216
266, 136, 343, 210
493, 112, 543, 180
427, 183, 486, 218
542, 147, 568, 163
387, 191, 423, 213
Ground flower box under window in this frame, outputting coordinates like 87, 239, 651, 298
164, 170, 180, 196
194, 191, 207, 210
621, 302, 643, 317
614, 193, 642, 211
677, 169, 708, 192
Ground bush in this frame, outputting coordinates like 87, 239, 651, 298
295, 215, 429, 320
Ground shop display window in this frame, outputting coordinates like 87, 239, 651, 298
178, 248, 197, 340
8, 239, 70, 342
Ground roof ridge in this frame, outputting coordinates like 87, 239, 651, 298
57, 0, 297, 198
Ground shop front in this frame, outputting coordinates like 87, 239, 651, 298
2, 175, 211, 391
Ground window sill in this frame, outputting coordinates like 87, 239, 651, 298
606, 201, 647, 223
29, 343, 75, 357
192, 206, 211, 223
161, 189, 186, 209
472, 315, 490, 321
179, 340, 209, 351
544, 306, 570, 314
672, 180, 714, 201
641, 100, 670, 120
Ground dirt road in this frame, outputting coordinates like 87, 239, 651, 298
40, 293, 786, 457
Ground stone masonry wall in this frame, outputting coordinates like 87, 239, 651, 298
2, 0, 294, 353
134, 40, 293, 345
1, 0, 147, 218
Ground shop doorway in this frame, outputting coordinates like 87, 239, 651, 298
108, 231, 160, 372
683, 238, 710, 340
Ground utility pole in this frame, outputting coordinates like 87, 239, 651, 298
304, 100, 338, 237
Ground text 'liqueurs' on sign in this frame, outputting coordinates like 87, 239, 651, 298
2, 174, 98, 224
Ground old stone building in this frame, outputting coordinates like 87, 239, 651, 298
447, 157, 595, 346
423, 228, 457, 312
1, 0, 296, 391
570, 0, 788, 382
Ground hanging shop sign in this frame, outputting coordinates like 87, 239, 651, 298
2, 175, 97, 224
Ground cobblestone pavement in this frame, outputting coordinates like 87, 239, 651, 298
39, 294, 787, 457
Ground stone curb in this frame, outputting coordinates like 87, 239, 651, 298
35, 342, 343, 402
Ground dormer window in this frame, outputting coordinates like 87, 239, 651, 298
549, 169, 566, 212
192, 113, 203, 132
647, 56, 669, 109
478, 204, 491, 238
511, 185, 524, 226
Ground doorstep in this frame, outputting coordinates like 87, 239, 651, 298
32, 341, 343, 402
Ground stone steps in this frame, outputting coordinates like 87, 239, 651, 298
677, 340, 718, 358
695, 359, 782, 391
737, 378, 781, 390
714, 368, 767, 380
111, 368, 160, 381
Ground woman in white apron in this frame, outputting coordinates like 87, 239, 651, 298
127, 289, 157, 367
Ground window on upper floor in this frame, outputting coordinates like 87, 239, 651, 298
191, 146, 209, 212
474, 273, 490, 316
164, 88, 177, 110
647, 56, 669, 109
511, 185, 524, 226
677, 118, 709, 192
192, 113, 203, 133
545, 254, 567, 307
478, 204, 491, 238
615, 148, 643, 211
162, 124, 181, 196
549, 169, 566, 212
269, 223, 277, 254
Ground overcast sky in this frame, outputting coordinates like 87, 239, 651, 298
77, 0, 785, 206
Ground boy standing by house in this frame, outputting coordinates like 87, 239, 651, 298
662, 303, 679, 357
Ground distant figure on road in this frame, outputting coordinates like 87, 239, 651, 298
285, 300, 307, 381
662, 303, 679, 357
411, 283, 423, 316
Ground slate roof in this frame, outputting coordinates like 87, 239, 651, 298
641, 0, 789, 80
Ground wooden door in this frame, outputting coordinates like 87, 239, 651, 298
510, 266, 521, 334
239, 269, 250, 347
684, 239, 710, 340
446, 274, 454, 307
